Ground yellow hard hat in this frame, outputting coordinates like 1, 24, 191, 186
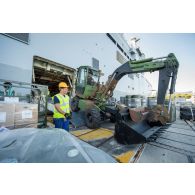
59, 82, 68, 88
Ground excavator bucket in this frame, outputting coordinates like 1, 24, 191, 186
114, 107, 161, 144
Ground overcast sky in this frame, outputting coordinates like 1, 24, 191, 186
125, 33, 195, 93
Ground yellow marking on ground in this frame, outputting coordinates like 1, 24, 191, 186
114, 151, 135, 163
71, 128, 113, 141
70, 129, 92, 137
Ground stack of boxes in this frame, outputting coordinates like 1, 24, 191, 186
0, 102, 38, 129
14, 103, 38, 128
0, 103, 15, 129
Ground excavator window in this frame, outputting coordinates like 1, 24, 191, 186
77, 68, 87, 86
87, 69, 99, 85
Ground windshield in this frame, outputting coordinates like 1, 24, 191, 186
87, 69, 99, 85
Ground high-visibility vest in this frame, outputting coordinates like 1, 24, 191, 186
53, 94, 70, 119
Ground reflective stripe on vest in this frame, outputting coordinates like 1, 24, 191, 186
53, 94, 70, 119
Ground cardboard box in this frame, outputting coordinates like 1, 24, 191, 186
14, 103, 38, 129
0, 102, 15, 129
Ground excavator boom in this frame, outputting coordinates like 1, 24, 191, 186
100, 53, 179, 104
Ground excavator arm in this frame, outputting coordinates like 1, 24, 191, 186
101, 53, 179, 105
111, 53, 179, 144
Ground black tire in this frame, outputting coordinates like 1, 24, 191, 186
110, 115, 116, 123
85, 108, 101, 129
71, 96, 80, 112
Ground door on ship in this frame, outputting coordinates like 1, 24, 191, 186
32, 56, 76, 98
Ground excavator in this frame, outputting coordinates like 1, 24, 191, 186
71, 53, 179, 144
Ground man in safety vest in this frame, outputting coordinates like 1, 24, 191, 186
53, 82, 71, 131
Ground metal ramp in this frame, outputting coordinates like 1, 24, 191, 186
135, 120, 195, 163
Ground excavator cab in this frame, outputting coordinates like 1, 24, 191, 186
75, 66, 100, 99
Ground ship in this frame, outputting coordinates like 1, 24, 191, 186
0, 33, 152, 99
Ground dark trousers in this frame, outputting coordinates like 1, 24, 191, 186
53, 118, 70, 131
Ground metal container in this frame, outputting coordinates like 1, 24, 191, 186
130, 95, 141, 108
141, 96, 147, 107
120, 96, 126, 104
148, 97, 157, 108
125, 95, 132, 107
